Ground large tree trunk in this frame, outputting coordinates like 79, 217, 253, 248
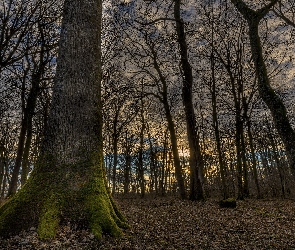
174, 0, 204, 201
248, 21, 295, 177
230, 0, 295, 177
0, 0, 127, 239
164, 103, 187, 199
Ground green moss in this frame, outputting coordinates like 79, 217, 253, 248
159, 240, 168, 245
0, 152, 129, 239
0, 173, 47, 237
38, 194, 61, 240
108, 195, 129, 227
225, 197, 236, 202
83, 171, 129, 238
86, 195, 121, 239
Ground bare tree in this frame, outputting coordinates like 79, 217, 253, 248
231, 0, 295, 179
174, 0, 204, 200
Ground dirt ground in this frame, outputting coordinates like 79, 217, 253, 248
1, 195, 295, 249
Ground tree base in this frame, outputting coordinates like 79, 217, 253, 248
0, 157, 128, 239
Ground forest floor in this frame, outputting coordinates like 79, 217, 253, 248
1, 194, 295, 249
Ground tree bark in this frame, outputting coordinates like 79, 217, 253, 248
164, 103, 187, 199
267, 123, 287, 197
246, 120, 261, 198
20, 121, 33, 187
149, 45, 187, 199
112, 132, 119, 195
147, 131, 156, 193
241, 129, 250, 197
210, 52, 228, 199
21, 22, 52, 187
235, 114, 244, 200
138, 97, 146, 198
0, 145, 5, 196
231, 0, 295, 178
123, 131, 132, 194
0, 0, 128, 239
174, 0, 204, 201
7, 75, 39, 196
8, 19, 52, 195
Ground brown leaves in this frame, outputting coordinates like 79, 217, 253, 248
0, 225, 100, 249
1, 196, 295, 249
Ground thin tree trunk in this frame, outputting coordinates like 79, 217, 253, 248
138, 97, 145, 198
247, 120, 261, 198
160, 131, 168, 196
235, 115, 244, 200
268, 125, 286, 197
240, 127, 249, 197
150, 44, 187, 199
8, 76, 39, 196
0, 145, 5, 196
123, 132, 131, 194
21, 23, 49, 187
8, 20, 49, 195
147, 132, 155, 193
20, 120, 33, 186
210, 52, 228, 199
154, 148, 159, 194
1, 171, 7, 198
112, 133, 118, 195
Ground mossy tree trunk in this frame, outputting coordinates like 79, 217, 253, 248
0, 0, 128, 239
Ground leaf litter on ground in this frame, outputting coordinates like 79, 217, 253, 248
1, 194, 295, 249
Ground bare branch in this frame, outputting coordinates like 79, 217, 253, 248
134, 17, 179, 26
